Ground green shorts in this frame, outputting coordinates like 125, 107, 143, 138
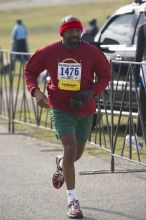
51, 108, 93, 144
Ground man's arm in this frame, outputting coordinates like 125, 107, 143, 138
11, 26, 17, 41
135, 26, 144, 63
92, 48, 112, 96
24, 48, 47, 95
24, 48, 50, 109
134, 25, 145, 85
70, 48, 112, 110
33, 88, 50, 109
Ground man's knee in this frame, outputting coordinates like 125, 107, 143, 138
75, 144, 86, 161
61, 133, 77, 161
64, 144, 77, 161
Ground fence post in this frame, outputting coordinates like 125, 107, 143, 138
9, 55, 13, 133
110, 61, 115, 172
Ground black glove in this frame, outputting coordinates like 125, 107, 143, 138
71, 90, 93, 110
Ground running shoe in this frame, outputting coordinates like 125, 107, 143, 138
67, 200, 83, 219
52, 155, 64, 189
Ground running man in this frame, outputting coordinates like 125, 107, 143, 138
24, 15, 112, 219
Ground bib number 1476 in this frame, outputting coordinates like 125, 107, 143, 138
60, 67, 79, 76
58, 63, 81, 80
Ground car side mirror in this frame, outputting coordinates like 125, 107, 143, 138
101, 38, 119, 45
91, 42, 115, 53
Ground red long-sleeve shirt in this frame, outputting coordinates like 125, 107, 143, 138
24, 41, 112, 116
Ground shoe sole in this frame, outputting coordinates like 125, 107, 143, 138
56, 155, 63, 171
67, 214, 84, 219
52, 170, 64, 189
52, 155, 64, 189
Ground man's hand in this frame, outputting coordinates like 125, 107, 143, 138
34, 89, 50, 109
71, 90, 93, 110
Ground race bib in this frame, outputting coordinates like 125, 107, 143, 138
58, 62, 81, 91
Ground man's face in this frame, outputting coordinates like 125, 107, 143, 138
63, 28, 82, 45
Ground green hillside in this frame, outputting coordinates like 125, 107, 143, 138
0, 0, 132, 52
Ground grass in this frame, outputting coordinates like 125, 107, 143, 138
0, 116, 110, 160
1, 109, 146, 163
0, 0, 132, 52
2, 0, 146, 163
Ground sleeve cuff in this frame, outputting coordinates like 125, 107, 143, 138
30, 87, 39, 97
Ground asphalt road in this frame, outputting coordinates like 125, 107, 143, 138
0, 125, 146, 220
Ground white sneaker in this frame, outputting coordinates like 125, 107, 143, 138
125, 135, 143, 151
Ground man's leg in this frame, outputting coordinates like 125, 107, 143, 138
51, 109, 79, 190
60, 133, 77, 190
60, 113, 93, 181
51, 109, 93, 218
60, 134, 86, 188
137, 86, 146, 137
60, 133, 84, 218
126, 86, 146, 150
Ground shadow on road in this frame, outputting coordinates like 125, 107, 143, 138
82, 206, 145, 220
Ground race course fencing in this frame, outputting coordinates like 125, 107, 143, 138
0, 49, 146, 171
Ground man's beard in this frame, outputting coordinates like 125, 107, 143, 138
68, 37, 80, 48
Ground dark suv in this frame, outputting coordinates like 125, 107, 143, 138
94, 0, 146, 112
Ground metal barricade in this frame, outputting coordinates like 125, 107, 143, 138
0, 49, 146, 170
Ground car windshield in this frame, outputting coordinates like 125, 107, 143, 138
100, 13, 134, 45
